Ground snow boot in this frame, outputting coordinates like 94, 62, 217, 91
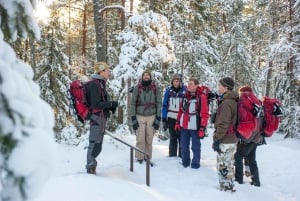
87, 167, 96, 174
250, 180, 260, 187
220, 183, 236, 192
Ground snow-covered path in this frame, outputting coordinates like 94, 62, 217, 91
31, 129, 300, 201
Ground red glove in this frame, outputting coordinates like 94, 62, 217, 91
175, 121, 181, 132
198, 127, 205, 139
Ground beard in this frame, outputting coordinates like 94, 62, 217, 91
142, 79, 152, 86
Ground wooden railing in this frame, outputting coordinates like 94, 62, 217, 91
105, 130, 151, 186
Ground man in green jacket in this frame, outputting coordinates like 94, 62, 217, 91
212, 77, 239, 192
131, 69, 162, 165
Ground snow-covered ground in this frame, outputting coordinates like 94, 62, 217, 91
30, 128, 300, 201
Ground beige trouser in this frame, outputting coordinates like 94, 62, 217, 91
135, 114, 156, 160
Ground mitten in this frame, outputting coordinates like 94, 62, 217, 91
132, 116, 139, 130
152, 116, 161, 130
174, 121, 180, 132
212, 136, 221, 153
162, 118, 168, 131
198, 127, 205, 139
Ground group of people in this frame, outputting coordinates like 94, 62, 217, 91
84, 61, 264, 192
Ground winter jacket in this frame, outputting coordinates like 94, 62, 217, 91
85, 74, 112, 118
214, 90, 239, 144
162, 85, 187, 120
177, 91, 199, 130
131, 80, 162, 116
85, 74, 110, 110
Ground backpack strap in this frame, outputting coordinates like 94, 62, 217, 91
136, 80, 157, 110
196, 86, 209, 128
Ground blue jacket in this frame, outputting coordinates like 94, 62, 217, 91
162, 85, 187, 120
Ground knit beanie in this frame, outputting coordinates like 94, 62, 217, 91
171, 73, 182, 82
94, 62, 109, 73
219, 77, 235, 90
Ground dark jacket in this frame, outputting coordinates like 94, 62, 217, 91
214, 90, 239, 144
85, 74, 110, 111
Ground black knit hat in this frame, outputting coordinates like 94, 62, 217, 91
219, 77, 235, 90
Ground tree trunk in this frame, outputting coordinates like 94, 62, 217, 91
149, 0, 154, 11
288, 0, 295, 106
127, 77, 132, 126
93, 0, 106, 62
68, 0, 72, 65
117, 78, 125, 125
130, 0, 133, 13
265, 61, 272, 96
30, 38, 36, 79
82, 3, 87, 56
222, 13, 228, 33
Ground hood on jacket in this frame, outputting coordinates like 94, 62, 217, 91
91, 74, 105, 81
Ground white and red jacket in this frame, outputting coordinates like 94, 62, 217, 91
176, 86, 209, 130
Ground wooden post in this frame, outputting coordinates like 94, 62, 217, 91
130, 148, 134, 172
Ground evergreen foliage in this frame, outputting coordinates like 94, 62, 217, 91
112, 10, 175, 123
0, 1, 55, 200
34, 6, 72, 136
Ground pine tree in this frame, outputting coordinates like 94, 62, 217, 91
150, 0, 220, 88
35, 5, 72, 137
266, 0, 300, 138
113, 11, 175, 124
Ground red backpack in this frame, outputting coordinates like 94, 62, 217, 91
261, 96, 283, 137
68, 79, 102, 123
196, 85, 210, 129
236, 86, 263, 142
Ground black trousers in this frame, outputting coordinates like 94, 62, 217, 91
168, 118, 181, 157
234, 142, 260, 185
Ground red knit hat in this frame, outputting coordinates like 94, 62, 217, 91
239, 86, 253, 94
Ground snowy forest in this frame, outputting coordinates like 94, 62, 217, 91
0, 0, 300, 200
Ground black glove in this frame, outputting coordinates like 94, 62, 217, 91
152, 116, 161, 130
208, 91, 217, 101
132, 116, 139, 130
109, 101, 118, 114
212, 136, 221, 153
110, 101, 118, 108
110, 107, 116, 114
162, 118, 168, 131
